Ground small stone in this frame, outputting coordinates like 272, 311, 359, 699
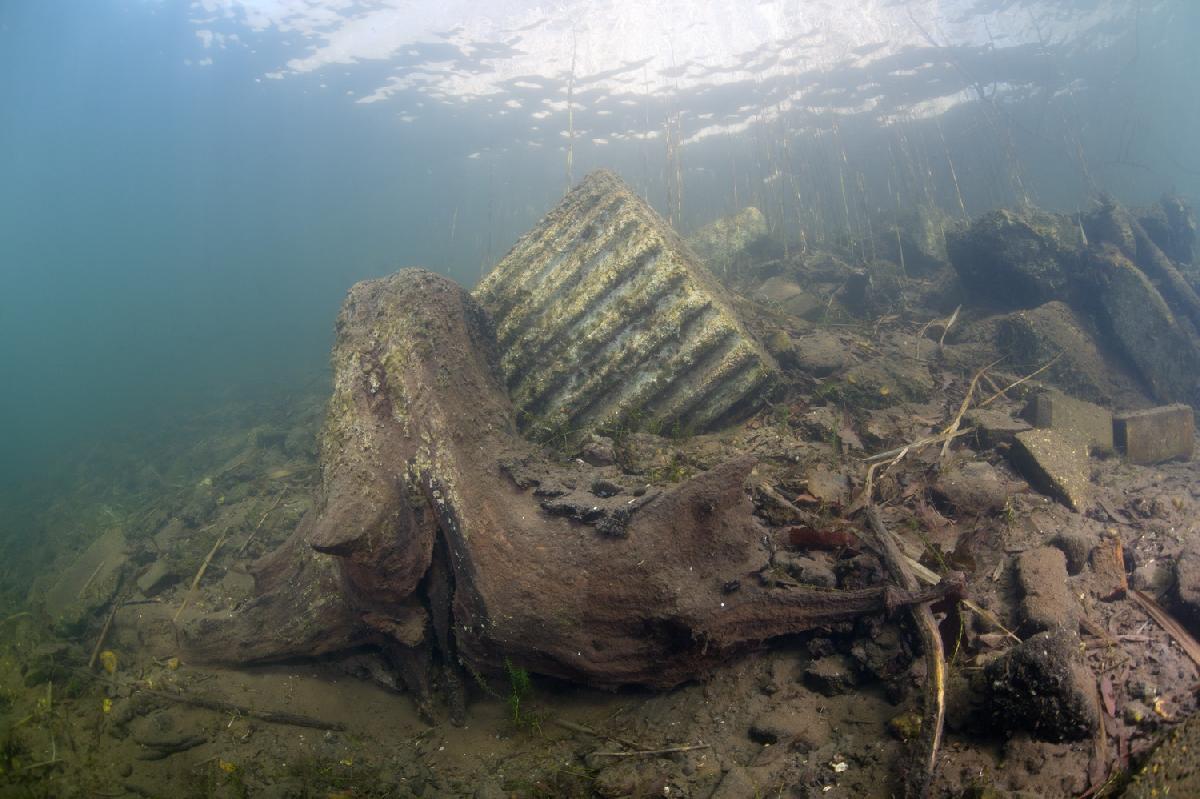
708, 766, 758, 799
803, 654, 859, 696
1172, 542, 1200, 632
1015, 547, 1076, 633
1009, 429, 1091, 511
774, 553, 837, 588
1131, 561, 1172, 595
806, 465, 848, 506
933, 460, 1008, 515
1114, 404, 1195, 464
136, 561, 177, 597
965, 408, 1033, 450
1049, 532, 1096, 576
748, 708, 828, 751
589, 479, 623, 498
984, 630, 1100, 742
580, 436, 617, 467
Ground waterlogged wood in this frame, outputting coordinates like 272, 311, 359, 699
181, 269, 960, 698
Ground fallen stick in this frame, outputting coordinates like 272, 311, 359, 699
865, 506, 946, 799
553, 718, 644, 751
174, 526, 234, 623
978, 352, 1062, 408
88, 595, 124, 670
1128, 589, 1200, 669
591, 743, 711, 757
139, 688, 346, 731
236, 494, 283, 557
78, 560, 106, 599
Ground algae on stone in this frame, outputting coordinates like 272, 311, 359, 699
475, 170, 776, 445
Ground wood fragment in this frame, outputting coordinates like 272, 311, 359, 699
88, 595, 123, 670
1128, 589, 1200, 669
864, 506, 945, 799
175, 526, 236, 623
139, 688, 346, 731
552, 718, 644, 750
591, 743, 711, 758
236, 494, 283, 557
78, 560, 106, 599
978, 352, 1062, 408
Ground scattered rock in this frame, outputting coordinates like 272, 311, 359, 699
687, 206, 770, 277
932, 460, 1008, 515
754, 276, 822, 319
877, 204, 958, 277
773, 553, 837, 588
136, 560, 177, 597
947, 207, 1082, 311
965, 408, 1032, 450
1123, 704, 1200, 798
984, 630, 1100, 742
1171, 541, 1200, 633
593, 759, 680, 799
579, 435, 617, 467
804, 654, 859, 696
748, 707, 829, 751
44, 526, 129, 633
791, 330, 851, 376
1114, 404, 1195, 464
1049, 532, 1095, 576
1009, 429, 1091, 511
805, 465, 848, 506
708, 766, 759, 799
1014, 547, 1076, 633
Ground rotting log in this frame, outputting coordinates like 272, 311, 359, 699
179, 268, 962, 706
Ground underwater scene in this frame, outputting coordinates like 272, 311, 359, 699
2, 1, 1200, 797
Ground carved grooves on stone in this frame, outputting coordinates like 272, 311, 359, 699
476, 169, 775, 440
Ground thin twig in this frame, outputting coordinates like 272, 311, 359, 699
139, 688, 346, 731
978, 353, 1063, 408
236, 494, 283, 557
940, 360, 999, 459
88, 595, 124, 670
591, 743, 711, 757
175, 527, 234, 623
1128, 589, 1200, 669
78, 560, 106, 599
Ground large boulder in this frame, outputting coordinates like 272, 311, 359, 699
1081, 244, 1200, 405
475, 171, 776, 445
686, 206, 771, 276
947, 208, 1083, 311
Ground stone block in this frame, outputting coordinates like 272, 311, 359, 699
1015, 547, 1076, 633
1023, 390, 1113, 455
1114, 404, 1194, 464
966, 408, 1032, 450
1009, 429, 1091, 511
475, 170, 776, 444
